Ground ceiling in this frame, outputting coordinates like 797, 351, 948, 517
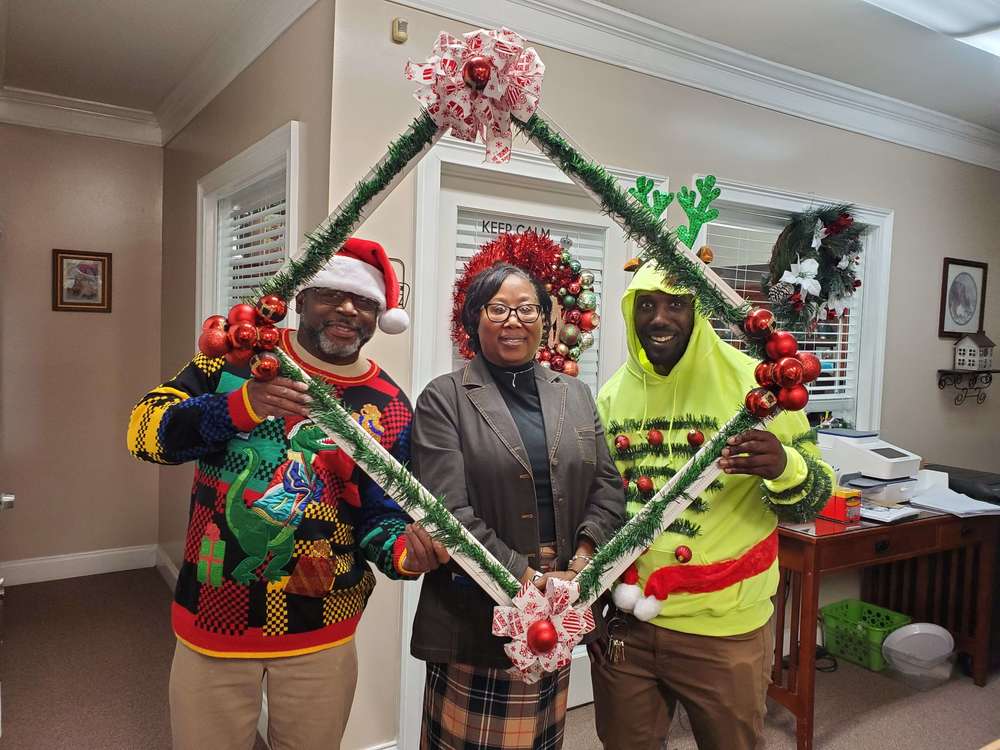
1, 0, 999, 162
602, 0, 1000, 131
2, 0, 242, 112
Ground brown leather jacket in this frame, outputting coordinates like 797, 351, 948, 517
409, 356, 625, 667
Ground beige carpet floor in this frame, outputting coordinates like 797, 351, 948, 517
2, 568, 997, 749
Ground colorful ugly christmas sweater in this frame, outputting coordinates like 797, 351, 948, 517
128, 329, 416, 658
596, 263, 834, 637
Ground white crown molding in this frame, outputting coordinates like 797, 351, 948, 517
0, 86, 161, 145
155, 0, 319, 145
0, 544, 158, 586
395, 0, 1000, 171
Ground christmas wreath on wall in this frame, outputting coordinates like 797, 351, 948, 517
761, 204, 867, 329
450, 231, 600, 377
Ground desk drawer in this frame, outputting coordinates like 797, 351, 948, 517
817, 525, 939, 570
938, 518, 995, 548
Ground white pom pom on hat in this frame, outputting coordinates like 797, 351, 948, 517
612, 583, 642, 613
307, 237, 409, 335
633, 595, 663, 622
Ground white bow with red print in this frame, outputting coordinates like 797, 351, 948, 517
404, 27, 544, 163
491, 577, 594, 683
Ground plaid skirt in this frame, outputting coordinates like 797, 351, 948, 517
421, 661, 571, 750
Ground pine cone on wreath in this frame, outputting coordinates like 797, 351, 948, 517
768, 281, 795, 304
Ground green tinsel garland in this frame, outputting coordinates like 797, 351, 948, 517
762, 452, 832, 523
250, 112, 440, 302
575, 407, 760, 602
616, 442, 702, 461
605, 415, 720, 434
513, 114, 764, 360
274, 351, 522, 599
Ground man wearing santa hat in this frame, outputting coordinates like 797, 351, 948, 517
128, 238, 447, 750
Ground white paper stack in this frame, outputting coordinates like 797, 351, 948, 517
910, 487, 1000, 518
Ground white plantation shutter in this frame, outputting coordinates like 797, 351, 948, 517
454, 208, 607, 394
705, 204, 867, 425
215, 170, 288, 310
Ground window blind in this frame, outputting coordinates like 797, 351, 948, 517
216, 169, 287, 310
454, 208, 607, 394
705, 204, 866, 423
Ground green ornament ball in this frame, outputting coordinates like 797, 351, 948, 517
579, 271, 595, 287
562, 294, 577, 308
579, 331, 594, 350
568, 259, 582, 274
569, 346, 582, 361
559, 324, 581, 346
576, 290, 598, 311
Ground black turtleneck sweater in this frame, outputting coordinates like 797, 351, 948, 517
483, 358, 557, 543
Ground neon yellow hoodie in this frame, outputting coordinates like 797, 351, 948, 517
596, 262, 834, 636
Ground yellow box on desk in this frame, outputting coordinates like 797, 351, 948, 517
818, 486, 862, 525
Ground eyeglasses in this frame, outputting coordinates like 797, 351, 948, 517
483, 302, 542, 324
308, 288, 380, 314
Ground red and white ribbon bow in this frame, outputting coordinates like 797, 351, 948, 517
404, 27, 545, 163
492, 578, 594, 683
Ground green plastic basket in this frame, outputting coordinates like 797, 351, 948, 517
819, 599, 912, 672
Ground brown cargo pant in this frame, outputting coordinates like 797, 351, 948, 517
590, 617, 773, 750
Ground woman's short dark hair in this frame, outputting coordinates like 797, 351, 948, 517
461, 262, 552, 354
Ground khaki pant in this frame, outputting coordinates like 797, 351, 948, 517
169, 639, 358, 750
591, 617, 773, 750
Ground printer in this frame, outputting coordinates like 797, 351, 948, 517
818, 428, 922, 505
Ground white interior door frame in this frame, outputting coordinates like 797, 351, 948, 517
399, 136, 664, 748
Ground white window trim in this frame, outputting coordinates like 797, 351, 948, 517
400, 136, 664, 748
195, 121, 301, 337
692, 176, 894, 431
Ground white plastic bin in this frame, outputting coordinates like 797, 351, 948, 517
881, 623, 955, 689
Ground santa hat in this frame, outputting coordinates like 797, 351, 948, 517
308, 237, 409, 334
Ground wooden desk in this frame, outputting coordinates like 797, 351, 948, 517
770, 512, 999, 750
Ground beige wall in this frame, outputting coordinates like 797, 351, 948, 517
328, 2, 1000, 743
158, 0, 336, 567
0, 123, 162, 561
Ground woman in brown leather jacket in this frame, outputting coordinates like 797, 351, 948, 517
410, 262, 625, 749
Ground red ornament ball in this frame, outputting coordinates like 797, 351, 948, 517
765, 331, 798, 361
538, 348, 552, 362
687, 429, 704, 448
227, 303, 258, 326
526, 618, 559, 654
622, 476, 631, 491
744, 308, 775, 338
550, 355, 566, 372
745, 387, 778, 419
754, 361, 774, 387
853, 279, 862, 289
636, 476, 655, 495
777, 384, 809, 411
579, 311, 600, 332
568, 281, 582, 296
674, 545, 692, 564
647, 429, 663, 446
250, 353, 280, 381
773, 356, 805, 388
228, 321, 258, 350
226, 347, 253, 366
797, 352, 822, 383
257, 325, 281, 351
565, 309, 582, 325
198, 328, 230, 358
562, 360, 580, 377
256, 295, 288, 324
202, 314, 227, 332
614, 435, 631, 453
462, 56, 493, 91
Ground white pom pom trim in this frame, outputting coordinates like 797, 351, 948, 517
379, 307, 410, 334
633, 595, 663, 622
612, 583, 642, 612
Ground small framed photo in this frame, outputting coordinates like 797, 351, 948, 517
52, 250, 112, 313
939, 257, 987, 338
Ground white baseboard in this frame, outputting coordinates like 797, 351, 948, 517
0, 544, 157, 586
156, 546, 180, 589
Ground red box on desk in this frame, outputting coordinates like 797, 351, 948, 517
818, 487, 862, 525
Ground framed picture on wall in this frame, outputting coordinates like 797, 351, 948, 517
939, 257, 987, 338
52, 249, 112, 313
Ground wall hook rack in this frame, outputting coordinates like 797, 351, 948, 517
937, 369, 997, 406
